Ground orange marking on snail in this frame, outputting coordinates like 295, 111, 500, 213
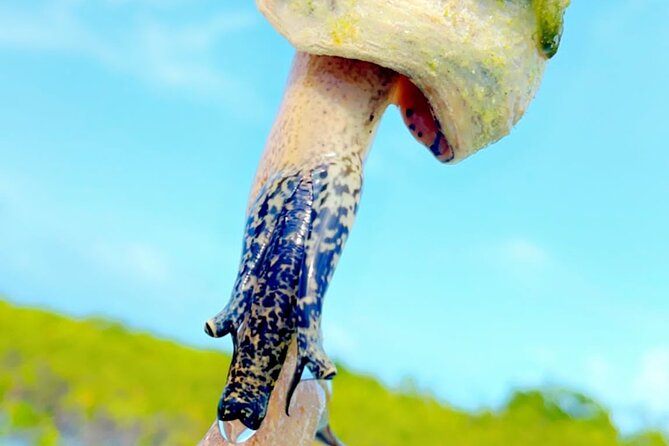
392, 75, 454, 163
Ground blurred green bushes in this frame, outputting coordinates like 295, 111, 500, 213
0, 299, 666, 445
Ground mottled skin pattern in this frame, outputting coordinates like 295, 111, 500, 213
205, 52, 449, 433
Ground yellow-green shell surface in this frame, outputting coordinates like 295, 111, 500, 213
258, 0, 568, 162
533, 0, 570, 58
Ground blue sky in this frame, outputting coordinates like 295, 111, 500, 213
1, 0, 668, 434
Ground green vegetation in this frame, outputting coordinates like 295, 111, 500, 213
0, 299, 666, 445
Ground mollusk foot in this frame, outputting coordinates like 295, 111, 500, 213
396, 76, 454, 163
205, 155, 362, 431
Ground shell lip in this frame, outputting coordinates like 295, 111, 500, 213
434, 138, 456, 163
257, 0, 551, 164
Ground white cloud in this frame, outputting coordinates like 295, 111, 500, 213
465, 237, 555, 293
127, 243, 170, 284
633, 348, 669, 415
0, 0, 263, 110
584, 354, 619, 400
501, 238, 551, 267
472, 237, 552, 270
323, 321, 360, 359
577, 350, 669, 433
592, 0, 669, 49
91, 241, 171, 284
0, 170, 26, 210
492, 237, 553, 290
0, 169, 173, 287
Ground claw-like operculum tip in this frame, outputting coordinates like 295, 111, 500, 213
284, 363, 304, 417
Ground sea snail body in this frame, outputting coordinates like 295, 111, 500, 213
205, 0, 569, 442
